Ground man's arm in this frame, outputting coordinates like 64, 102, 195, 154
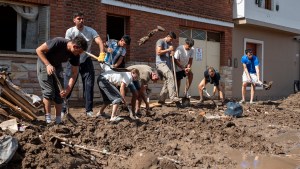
120, 82, 127, 102
95, 36, 105, 53
156, 45, 174, 56
242, 63, 251, 82
36, 43, 54, 75
113, 56, 124, 68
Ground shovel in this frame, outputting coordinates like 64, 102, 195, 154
203, 88, 218, 108
52, 73, 78, 126
85, 51, 130, 72
182, 77, 191, 107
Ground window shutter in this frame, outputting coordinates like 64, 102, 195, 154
38, 6, 49, 46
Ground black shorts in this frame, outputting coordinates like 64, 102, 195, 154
176, 70, 186, 80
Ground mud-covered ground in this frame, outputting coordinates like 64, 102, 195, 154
2, 93, 300, 169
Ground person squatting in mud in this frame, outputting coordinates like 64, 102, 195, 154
96, 68, 140, 122
198, 67, 224, 104
36, 36, 87, 124
126, 65, 161, 116
173, 37, 195, 98
63, 11, 105, 117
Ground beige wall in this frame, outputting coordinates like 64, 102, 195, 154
232, 25, 300, 100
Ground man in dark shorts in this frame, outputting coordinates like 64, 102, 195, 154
198, 67, 224, 103
36, 36, 87, 124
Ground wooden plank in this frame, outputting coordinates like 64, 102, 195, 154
0, 97, 35, 121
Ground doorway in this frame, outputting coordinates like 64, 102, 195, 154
106, 15, 125, 40
178, 28, 221, 97
0, 6, 17, 51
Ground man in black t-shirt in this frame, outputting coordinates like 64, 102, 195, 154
198, 67, 224, 103
36, 36, 87, 124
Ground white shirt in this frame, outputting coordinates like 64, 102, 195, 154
174, 45, 194, 71
65, 26, 99, 63
101, 71, 132, 87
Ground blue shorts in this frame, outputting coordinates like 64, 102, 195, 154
128, 81, 140, 92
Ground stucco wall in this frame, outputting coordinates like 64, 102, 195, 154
232, 25, 300, 100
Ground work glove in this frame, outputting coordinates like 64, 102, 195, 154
98, 52, 106, 62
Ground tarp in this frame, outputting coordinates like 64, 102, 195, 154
0, 135, 18, 167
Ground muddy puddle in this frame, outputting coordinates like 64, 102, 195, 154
227, 149, 300, 169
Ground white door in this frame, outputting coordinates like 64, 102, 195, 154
177, 28, 220, 97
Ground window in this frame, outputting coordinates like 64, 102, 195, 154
0, 3, 49, 53
179, 27, 207, 40
257, 0, 273, 10
107, 15, 126, 40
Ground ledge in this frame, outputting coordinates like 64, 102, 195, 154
0, 53, 37, 59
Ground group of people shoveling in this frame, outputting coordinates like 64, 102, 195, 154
36, 12, 271, 124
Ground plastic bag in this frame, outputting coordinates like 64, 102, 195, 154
0, 135, 18, 167
224, 102, 243, 117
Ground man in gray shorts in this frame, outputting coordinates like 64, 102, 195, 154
36, 36, 87, 124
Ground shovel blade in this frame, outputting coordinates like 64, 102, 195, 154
65, 113, 78, 126
182, 97, 190, 107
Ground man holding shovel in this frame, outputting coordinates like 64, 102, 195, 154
240, 49, 262, 104
36, 36, 87, 124
156, 32, 181, 104
174, 38, 195, 98
198, 67, 224, 104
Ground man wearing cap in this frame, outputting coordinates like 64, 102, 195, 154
156, 32, 181, 104
240, 49, 262, 104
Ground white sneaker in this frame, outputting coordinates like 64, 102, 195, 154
45, 114, 52, 124
239, 100, 245, 104
110, 116, 124, 122
86, 111, 94, 117
171, 97, 182, 103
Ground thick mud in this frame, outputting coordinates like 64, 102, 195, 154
2, 93, 300, 168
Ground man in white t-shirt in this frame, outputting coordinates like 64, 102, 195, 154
63, 12, 105, 117
174, 38, 195, 97
96, 68, 140, 122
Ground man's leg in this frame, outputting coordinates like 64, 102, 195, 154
158, 64, 179, 102
187, 71, 193, 91
241, 82, 247, 102
157, 64, 169, 103
250, 84, 256, 103
80, 58, 95, 114
198, 78, 206, 102
43, 98, 52, 123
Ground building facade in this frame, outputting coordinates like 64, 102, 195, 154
233, 0, 300, 100
0, 0, 233, 101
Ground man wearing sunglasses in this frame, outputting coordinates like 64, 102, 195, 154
36, 36, 87, 124
240, 49, 262, 104
64, 12, 105, 117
